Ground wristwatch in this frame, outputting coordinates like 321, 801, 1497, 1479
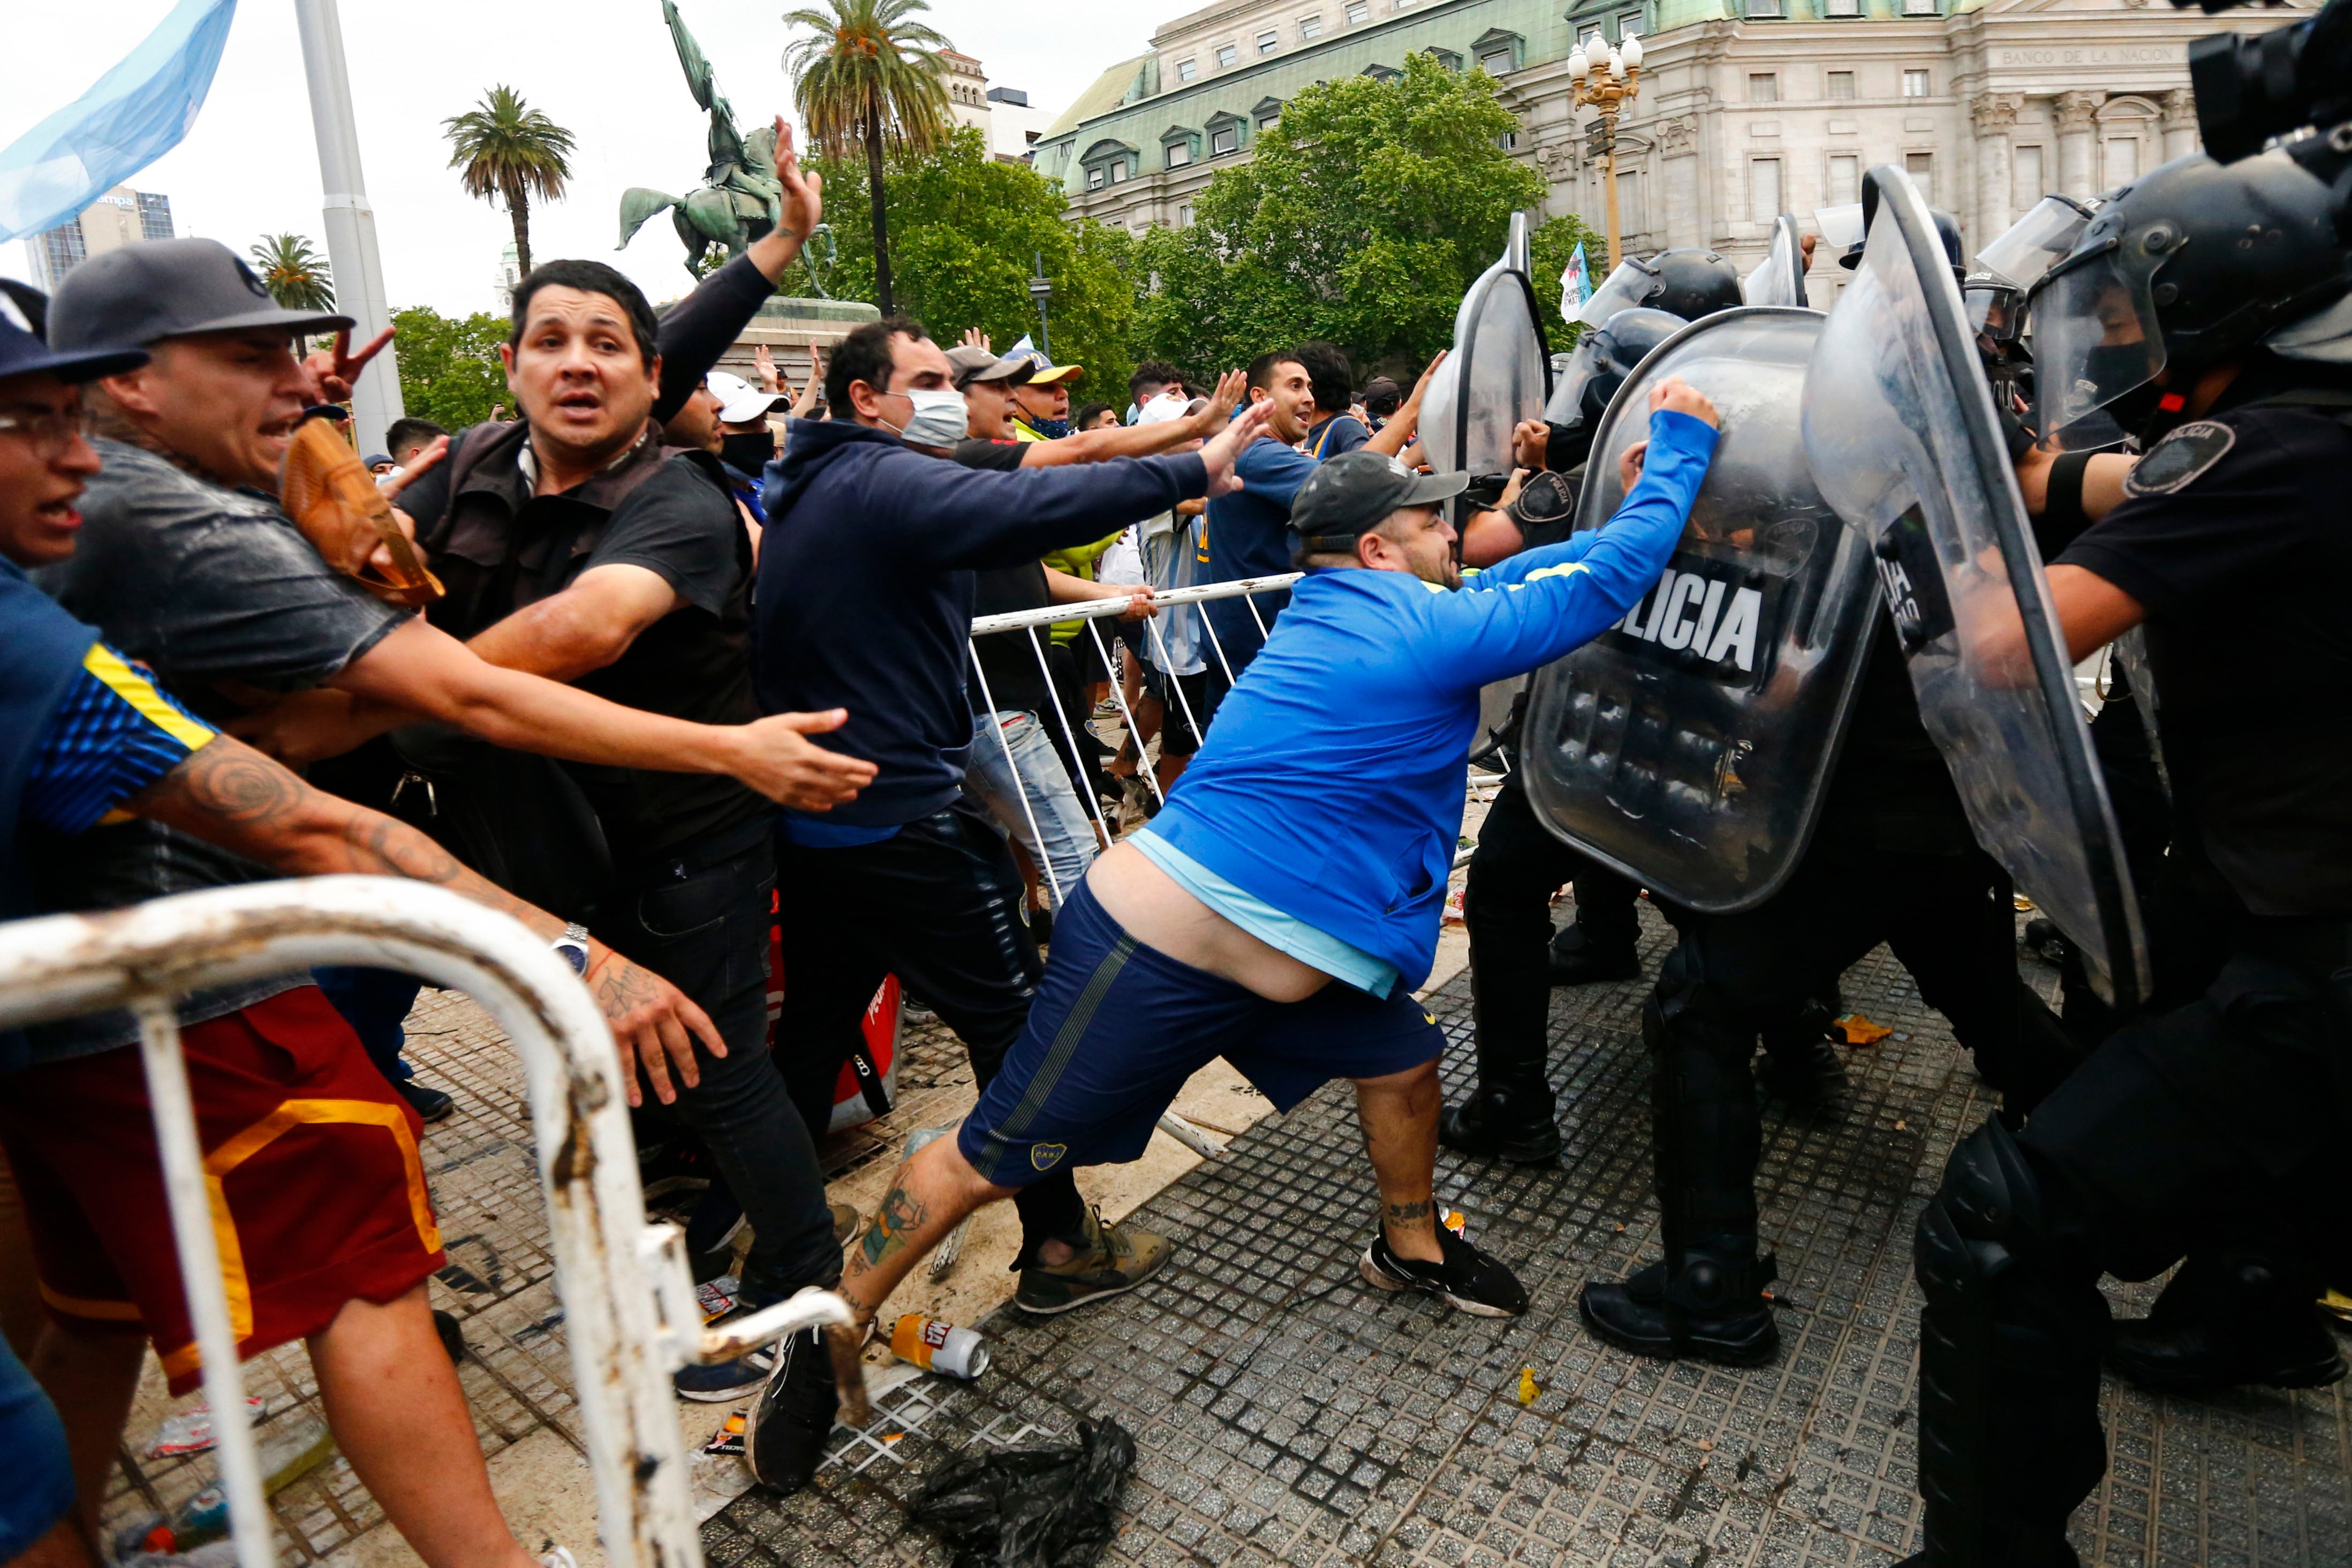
551, 922, 592, 975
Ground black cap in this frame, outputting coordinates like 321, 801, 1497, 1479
0, 279, 148, 385
1289, 450, 1470, 554
50, 237, 353, 353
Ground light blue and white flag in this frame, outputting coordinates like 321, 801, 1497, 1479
1560, 241, 1594, 319
0, 0, 238, 244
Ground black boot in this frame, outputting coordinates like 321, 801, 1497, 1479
1579, 1239, 1779, 1364
1579, 978, 1778, 1366
1758, 995, 1848, 1110
2108, 1250, 2346, 1393
1547, 920, 1640, 985
1438, 1083, 1561, 1163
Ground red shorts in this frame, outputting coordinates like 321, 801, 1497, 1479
0, 986, 445, 1395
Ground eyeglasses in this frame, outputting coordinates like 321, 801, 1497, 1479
0, 405, 97, 460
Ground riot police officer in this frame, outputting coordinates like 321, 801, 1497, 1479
1904, 152, 2352, 1565
1443, 302, 1735, 1163
1571, 194, 2087, 1368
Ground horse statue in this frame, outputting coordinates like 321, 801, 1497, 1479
617, 0, 837, 294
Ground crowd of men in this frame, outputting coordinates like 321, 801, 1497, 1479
0, 102, 2343, 1568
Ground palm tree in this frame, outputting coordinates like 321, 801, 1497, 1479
783, 0, 951, 314
248, 234, 334, 312
442, 85, 576, 278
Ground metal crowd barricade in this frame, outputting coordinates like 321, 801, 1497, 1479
966, 572, 1302, 911
0, 878, 853, 1568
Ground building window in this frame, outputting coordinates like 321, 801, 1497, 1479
1618, 10, 1644, 39
1166, 140, 1193, 168
1107, 159, 1130, 185
1429, 47, 1463, 71
1345, 0, 1370, 21
1902, 0, 1938, 12
1902, 69, 1930, 97
1904, 151, 1933, 202
1087, 166, 1106, 191
2106, 138, 2142, 185
1497, 128, 1519, 150
2012, 145, 2045, 210
1616, 169, 1644, 236
1827, 152, 1859, 205
137, 192, 175, 241
1211, 125, 1240, 155
1216, 43, 1238, 68
1748, 73, 1779, 103
1824, 0, 1861, 15
1826, 70, 1855, 100
1748, 0, 1784, 17
1481, 49, 1515, 73
1752, 157, 1783, 223
1258, 29, 1279, 52
1176, 57, 1197, 81
1299, 13, 1323, 38
1179, 203, 1196, 226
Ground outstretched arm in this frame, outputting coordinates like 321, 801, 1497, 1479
1019, 371, 1245, 467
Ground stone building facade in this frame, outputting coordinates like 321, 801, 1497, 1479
1037, 0, 2310, 303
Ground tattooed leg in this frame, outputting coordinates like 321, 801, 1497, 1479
838, 1137, 1012, 1328
1352, 1057, 1445, 1264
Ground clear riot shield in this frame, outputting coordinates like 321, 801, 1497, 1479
1741, 215, 1808, 308
1517, 307, 1883, 912
1421, 211, 1554, 476
1801, 166, 2149, 1006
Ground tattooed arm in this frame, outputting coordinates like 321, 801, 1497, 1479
125, 734, 723, 1105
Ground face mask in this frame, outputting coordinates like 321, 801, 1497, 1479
1025, 413, 1072, 440
720, 429, 775, 475
893, 387, 970, 448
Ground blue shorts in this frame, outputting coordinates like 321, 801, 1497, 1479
0, 1336, 72, 1559
957, 879, 1444, 1186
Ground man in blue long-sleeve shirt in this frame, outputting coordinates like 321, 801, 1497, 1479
748, 316, 1268, 1356
818, 378, 1721, 1331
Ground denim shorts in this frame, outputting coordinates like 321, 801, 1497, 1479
957, 879, 1443, 1186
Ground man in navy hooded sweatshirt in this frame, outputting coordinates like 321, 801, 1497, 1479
814, 376, 1721, 1332
753, 316, 1268, 1322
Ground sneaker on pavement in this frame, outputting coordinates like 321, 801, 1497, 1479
396, 1078, 454, 1123
744, 1313, 841, 1496
1015, 1206, 1173, 1315
672, 1338, 774, 1403
1360, 1224, 1529, 1317
539, 1549, 579, 1568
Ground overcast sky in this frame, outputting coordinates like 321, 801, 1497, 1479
2, 0, 1193, 315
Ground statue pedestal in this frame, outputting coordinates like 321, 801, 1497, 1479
713, 294, 880, 402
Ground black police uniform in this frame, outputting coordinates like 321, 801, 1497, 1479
1909, 365, 2352, 1565
1578, 613, 2083, 1365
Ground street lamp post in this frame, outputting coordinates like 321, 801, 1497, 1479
293, 0, 403, 453
1028, 251, 1054, 359
1568, 30, 1644, 271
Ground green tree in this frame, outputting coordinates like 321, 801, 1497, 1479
784, 0, 951, 317
248, 233, 334, 312
1131, 54, 1556, 378
811, 128, 1141, 402
390, 306, 510, 430
442, 85, 576, 277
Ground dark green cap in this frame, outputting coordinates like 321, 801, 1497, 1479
1289, 450, 1470, 555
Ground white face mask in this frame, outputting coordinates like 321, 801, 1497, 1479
891, 386, 970, 448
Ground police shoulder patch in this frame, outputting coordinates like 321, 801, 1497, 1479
2123, 421, 2236, 497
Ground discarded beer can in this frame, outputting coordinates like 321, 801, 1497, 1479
891, 1313, 990, 1379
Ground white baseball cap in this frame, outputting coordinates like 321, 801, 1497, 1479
1136, 388, 1191, 426
708, 370, 786, 424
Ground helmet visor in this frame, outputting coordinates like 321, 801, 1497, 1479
1976, 195, 2094, 291
1578, 258, 1657, 327
1542, 334, 1604, 424
1812, 203, 1865, 255
2026, 237, 2166, 432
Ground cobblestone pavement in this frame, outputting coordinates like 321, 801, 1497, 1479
713, 901, 2352, 1568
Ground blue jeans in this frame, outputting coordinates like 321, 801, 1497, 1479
0, 1335, 71, 1559
965, 710, 1098, 911
312, 966, 426, 1085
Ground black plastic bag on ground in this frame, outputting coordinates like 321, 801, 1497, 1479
909, 1417, 1136, 1568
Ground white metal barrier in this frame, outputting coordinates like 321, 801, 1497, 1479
0, 878, 856, 1568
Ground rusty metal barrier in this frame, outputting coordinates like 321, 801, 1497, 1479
0, 878, 854, 1568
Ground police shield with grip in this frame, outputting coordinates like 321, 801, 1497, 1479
1885, 139, 2352, 1566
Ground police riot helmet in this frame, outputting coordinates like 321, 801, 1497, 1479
2026, 153, 2352, 435
1840, 186, 1964, 275
1578, 248, 1743, 326
1577, 306, 1686, 425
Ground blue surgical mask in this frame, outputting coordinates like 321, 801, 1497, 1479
1027, 414, 1072, 440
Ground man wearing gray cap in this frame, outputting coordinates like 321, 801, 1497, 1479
819, 378, 1722, 1335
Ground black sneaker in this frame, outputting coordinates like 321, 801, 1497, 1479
672, 1341, 775, 1403
744, 1317, 841, 1495
1359, 1225, 1528, 1317
397, 1078, 455, 1123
